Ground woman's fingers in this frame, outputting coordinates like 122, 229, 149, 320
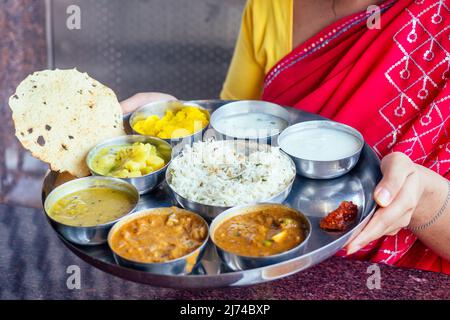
346, 152, 420, 254
386, 228, 403, 236
346, 172, 420, 254
120, 92, 177, 114
374, 152, 415, 207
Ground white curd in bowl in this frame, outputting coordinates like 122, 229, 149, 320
279, 127, 362, 161
214, 112, 288, 139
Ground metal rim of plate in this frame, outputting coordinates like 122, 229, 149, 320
41, 100, 382, 289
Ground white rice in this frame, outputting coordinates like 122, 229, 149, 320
168, 140, 295, 206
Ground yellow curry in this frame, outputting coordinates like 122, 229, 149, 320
132, 106, 209, 139
214, 205, 307, 257
91, 142, 166, 178
109, 207, 208, 263
48, 187, 137, 227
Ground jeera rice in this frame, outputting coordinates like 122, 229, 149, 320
167, 140, 295, 206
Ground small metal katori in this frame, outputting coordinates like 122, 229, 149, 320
41, 100, 381, 289
210, 203, 312, 271
210, 100, 293, 145
129, 100, 209, 153
43, 176, 140, 246
86, 135, 172, 194
108, 208, 210, 275
278, 120, 365, 179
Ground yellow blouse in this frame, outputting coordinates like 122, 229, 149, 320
220, 0, 293, 100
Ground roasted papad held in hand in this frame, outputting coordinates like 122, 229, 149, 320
9, 68, 125, 177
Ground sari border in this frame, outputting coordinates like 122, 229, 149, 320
264, 0, 397, 90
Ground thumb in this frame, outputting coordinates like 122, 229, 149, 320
374, 152, 414, 207
120, 92, 177, 114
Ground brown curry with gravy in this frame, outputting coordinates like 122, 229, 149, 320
213, 205, 308, 257
109, 207, 208, 263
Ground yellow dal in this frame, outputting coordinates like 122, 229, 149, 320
48, 187, 136, 227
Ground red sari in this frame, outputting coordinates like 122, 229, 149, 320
262, 0, 450, 274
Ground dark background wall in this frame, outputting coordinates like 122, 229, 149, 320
0, 0, 245, 207
49, 0, 245, 101
0, 0, 47, 207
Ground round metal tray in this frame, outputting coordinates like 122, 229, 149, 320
41, 100, 381, 288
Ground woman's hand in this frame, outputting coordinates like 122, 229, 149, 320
346, 152, 426, 254
120, 92, 177, 114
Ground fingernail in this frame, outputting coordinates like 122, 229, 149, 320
346, 243, 361, 255
375, 188, 391, 207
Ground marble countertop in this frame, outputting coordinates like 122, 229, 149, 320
0, 203, 448, 300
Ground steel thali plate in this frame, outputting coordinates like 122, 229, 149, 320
41, 100, 381, 288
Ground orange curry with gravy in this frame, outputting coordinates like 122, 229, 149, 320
214, 205, 307, 257
109, 207, 208, 263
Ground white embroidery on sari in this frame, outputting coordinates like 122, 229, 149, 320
374, 0, 450, 176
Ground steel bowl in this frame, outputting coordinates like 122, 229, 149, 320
278, 120, 364, 179
165, 140, 296, 220
43, 176, 139, 246
107, 207, 209, 275
86, 135, 172, 194
129, 100, 210, 152
210, 100, 292, 145
210, 203, 312, 271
